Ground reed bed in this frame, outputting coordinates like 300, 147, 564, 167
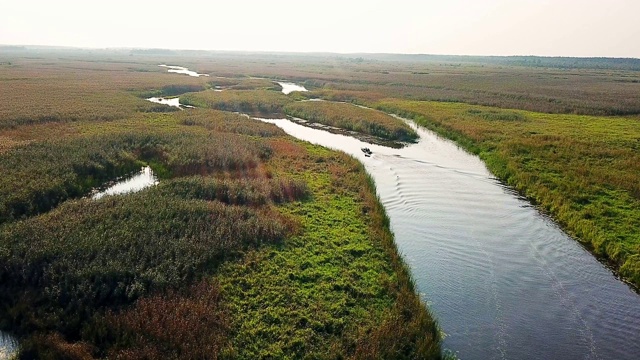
181, 89, 293, 116
284, 101, 418, 142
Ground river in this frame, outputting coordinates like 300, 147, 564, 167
256, 116, 640, 360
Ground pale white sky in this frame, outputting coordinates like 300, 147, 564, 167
1, 0, 639, 57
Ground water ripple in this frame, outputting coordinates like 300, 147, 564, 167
255, 115, 640, 360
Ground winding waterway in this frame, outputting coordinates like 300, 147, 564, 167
158, 64, 209, 77
256, 116, 640, 359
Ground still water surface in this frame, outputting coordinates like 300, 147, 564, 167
256, 116, 640, 360
92, 166, 158, 200
277, 82, 308, 94
158, 64, 209, 77
146, 96, 194, 110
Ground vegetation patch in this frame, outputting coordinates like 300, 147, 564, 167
175, 108, 285, 137
207, 77, 282, 91
0, 114, 297, 358
284, 101, 418, 142
216, 143, 441, 358
133, 84, 207, 99
466, 108, 528, 122
0, 128, 272, 224
181, 89, 293, 116
0, 57, 210, 129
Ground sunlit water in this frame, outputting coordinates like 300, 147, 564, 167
92, 166, 158, 200
0, 332, 17, 360
146, 96, 194, 110
277, 82, 308, 94
256, 117, 640, 360
158, 64, 209, 77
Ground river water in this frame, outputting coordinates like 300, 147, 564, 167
257, 117, 640, 360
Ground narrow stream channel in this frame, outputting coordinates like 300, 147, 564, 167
256, 117, 640, 360
158, 65, 209, 77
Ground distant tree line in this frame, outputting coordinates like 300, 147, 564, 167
351, 54, 640, 71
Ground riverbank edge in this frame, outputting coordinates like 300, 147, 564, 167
214, 141, 446, 358
282, 101, 419, 143
372, 101, 640, 291
358, 166, 445, 358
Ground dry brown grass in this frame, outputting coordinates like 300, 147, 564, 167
284, 100, 418, 141
106, 281, 230, 360
180, 89, 292, 116
0, 56, 209, 128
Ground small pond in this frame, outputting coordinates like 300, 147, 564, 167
146, 96, 193, 109
92, 166, 158, 200
277, 82, 308, 94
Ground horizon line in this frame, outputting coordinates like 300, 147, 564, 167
2, 43, 639, 61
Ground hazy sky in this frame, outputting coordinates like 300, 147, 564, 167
1, 0, 639, 57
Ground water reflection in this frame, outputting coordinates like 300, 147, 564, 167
146, 97, 194, 110
277, 82, 308, 94
92, 166, 158, 200
159, 65, 209, 77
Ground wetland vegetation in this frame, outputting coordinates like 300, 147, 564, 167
1, 47, 640, 358
180, 90, 293, 117
0, 50, 442, 359
283, 101, 418, 142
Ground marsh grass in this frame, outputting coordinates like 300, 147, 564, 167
193, 53, 640, 116
104, 280, 230, 360
0, 128, 272, 223
217, 144, 442, 359
175, 108, 285, 137
1, 93, 442, 358
180, 89, 293, 116
207, 77, 282, 91
0, 110, 303, 357
284, 101, 418, 142
0, 56, 210, 129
